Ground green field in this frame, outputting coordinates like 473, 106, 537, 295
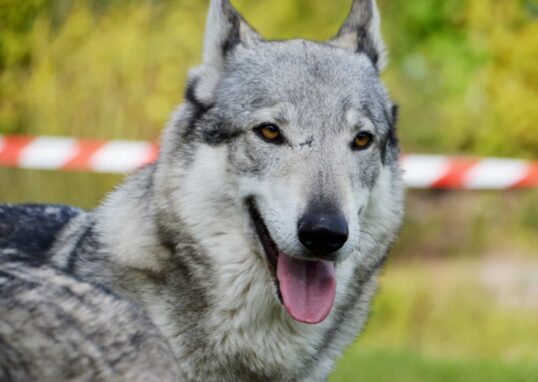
332, 349, 538, 382
330, 259, 538, 381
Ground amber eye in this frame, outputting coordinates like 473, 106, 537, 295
353, 132, 374, 150
254, 124, 283, 144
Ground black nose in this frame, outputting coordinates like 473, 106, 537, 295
298, 210, 349, 254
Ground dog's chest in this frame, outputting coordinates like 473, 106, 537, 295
172, 304, 334, 381
134, 222, 365, 381
164, 254, 342, 381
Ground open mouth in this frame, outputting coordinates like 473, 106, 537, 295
247, 198, 336, 325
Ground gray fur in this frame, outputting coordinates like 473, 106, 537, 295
0, 1, 404, 381
0, 259, 179, 382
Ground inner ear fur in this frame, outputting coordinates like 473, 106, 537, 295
329, 0, 387, 71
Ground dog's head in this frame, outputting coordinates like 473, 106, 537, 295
159, 0, 404, 325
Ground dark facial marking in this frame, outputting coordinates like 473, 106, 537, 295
379, 103, 399, 164
202, 125, 244, 146
183, 79, 214, 140
299, 137, 314, 149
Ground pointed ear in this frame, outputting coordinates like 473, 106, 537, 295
203, 0, 262, 68
329, 0, 387, 71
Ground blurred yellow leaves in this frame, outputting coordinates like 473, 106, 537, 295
1, 1, 205, 139
0, 0, 537, 157
467, 0, 538, 157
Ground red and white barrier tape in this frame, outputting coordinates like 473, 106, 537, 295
402, 154, 538, 190
1, 134, 537, 190
0, 135, 158, 174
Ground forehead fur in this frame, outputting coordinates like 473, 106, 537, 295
215, 39, 391, 131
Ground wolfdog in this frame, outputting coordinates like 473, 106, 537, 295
0, 0, 404, 381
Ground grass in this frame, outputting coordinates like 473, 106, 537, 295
331, 349, 538, 382
329, 258, 538, 381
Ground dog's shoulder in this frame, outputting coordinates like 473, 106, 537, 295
0, 204, 82, 263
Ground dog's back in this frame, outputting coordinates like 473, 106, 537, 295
0, 260, 180, 382
0, 206, 180, 382
0, 204, 81, 262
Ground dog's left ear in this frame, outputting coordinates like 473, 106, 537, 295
203, 0, 262, 68
329, 0, 387, 71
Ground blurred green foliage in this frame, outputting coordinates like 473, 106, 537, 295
331, 348, 538, 382
1, 0, 537, 156
330, 258, 538, 381
361, 260, 538, 361
395, 191, 538, 259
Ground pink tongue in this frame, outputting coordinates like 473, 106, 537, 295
276, 253, 336, 324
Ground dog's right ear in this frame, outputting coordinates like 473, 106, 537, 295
189, 0, 261, 104
203, 0, 262, 68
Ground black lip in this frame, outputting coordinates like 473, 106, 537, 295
247, 197, 279, 274
247, 197, 283, 303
